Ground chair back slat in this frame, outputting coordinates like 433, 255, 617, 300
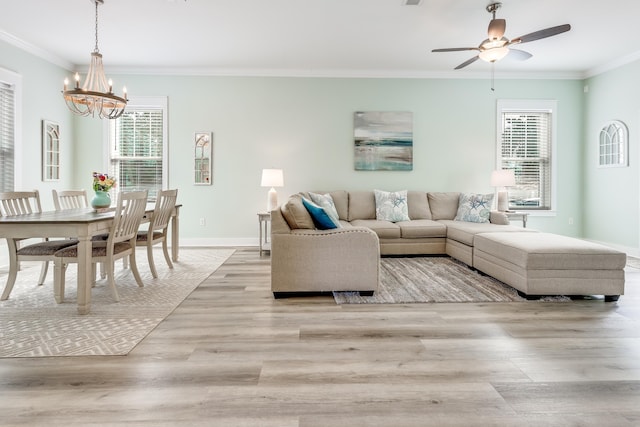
150, 189, 178, 232
52, 189, 88, 211
0, 190, 42, 217
109, 191, 148, 244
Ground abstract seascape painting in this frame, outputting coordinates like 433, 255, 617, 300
354, 111, 413, 171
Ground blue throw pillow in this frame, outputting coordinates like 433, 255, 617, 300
302, 197, 338, 230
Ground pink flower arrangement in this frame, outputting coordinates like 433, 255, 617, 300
92, 172, 116, 192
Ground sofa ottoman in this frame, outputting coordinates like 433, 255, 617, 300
439, 219, 536, 266
473, 232, 626, 301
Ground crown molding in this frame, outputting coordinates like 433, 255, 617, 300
103, 66, 584, 80
583, 49, 640, 79
2, 26, 635, 81
0, 29, 73, 70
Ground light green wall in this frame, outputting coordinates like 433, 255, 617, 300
0, 40, 75, 210
2, 38, 587, 244
76, 75, 584, 243
584, 60, 640, 251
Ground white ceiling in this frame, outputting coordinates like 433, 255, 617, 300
1, 0, 640, 78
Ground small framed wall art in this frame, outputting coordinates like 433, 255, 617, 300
42, 120, 60, 181
194, 131, 213, 185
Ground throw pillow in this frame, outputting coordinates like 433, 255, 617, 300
374, 189, 410, 222
454, 193, 494, 223
280, 195, 315, 229
308, 192, 341, 226
301, 197, 339, 230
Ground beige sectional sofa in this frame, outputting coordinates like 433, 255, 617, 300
270, 190, 626, 301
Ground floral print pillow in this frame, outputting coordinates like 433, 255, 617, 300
454, 193, 494, 223
374, 189, 410, 222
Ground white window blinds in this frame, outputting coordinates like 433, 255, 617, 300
110, 108, 164, 201
499, 111, 552, 210
0, 81, 15, 192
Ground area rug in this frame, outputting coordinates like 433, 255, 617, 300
0, 247, 234, 358
334, 256, 569, 304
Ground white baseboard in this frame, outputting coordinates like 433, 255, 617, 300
179, 237, 259, 247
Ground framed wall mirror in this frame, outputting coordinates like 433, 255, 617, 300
42, 120, 60, 181
194, 131, 212, 185
599, 120, 628, 168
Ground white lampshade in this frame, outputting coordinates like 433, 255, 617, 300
490, 170, 516, 187
261, 169, 284, 188
261, 169, 284, 212
491, 169, 515, 212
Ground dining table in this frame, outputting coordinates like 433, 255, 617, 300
0, 204, 181, 315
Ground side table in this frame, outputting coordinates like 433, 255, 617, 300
505, 211, 529, 228
257, 212, 271, 256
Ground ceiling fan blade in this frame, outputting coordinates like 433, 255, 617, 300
488, 18, 506, 40
432, 47, 480, 53
509, 49, 533, 61
454, 55, 480, 70
510, 24, 571, 45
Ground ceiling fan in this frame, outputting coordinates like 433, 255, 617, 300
432, 2, 571, 70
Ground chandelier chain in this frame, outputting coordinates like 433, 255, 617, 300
94, 0, 100, 53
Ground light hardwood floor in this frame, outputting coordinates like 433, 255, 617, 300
1, 247, 640, 426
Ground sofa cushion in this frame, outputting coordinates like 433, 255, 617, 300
474, 232, 627, 270
397, 220, 446, 238
350, 219, 401, 239
454, 193, 494, 223
374, 189, 410, 222
407, 191, 431, 220
441, 219, 537, 246
281, 195, 315, 229
328, 190, 349, 220
348, 191, 376, 221
427, 192, 460, 220
309, 192, 340, 225
302, 197, 338, 230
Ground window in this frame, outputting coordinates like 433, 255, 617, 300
497, 100, 557, 211
0, 69, 21, 192
108, 96, 168, 201
599, 120, 628, 167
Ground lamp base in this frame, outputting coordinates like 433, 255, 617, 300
496, 191, 509, 212
266, 188, 278, 212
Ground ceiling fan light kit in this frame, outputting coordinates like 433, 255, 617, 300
478, 41, 509, 63
432, 2, 571, 72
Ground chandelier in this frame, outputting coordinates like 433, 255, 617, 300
62, 0, 127, 120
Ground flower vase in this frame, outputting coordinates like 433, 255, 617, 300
91, 191, 111, 209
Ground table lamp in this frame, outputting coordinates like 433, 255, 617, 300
491, 169, 515, 212
261, 168, 284, 212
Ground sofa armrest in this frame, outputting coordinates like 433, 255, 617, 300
490, 211, 510, 225
271, 227, 380, 294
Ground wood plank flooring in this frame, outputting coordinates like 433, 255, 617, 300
1, 247, 640, 426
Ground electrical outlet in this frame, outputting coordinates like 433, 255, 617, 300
199, 217, 206, 226
568, 217, 574, 225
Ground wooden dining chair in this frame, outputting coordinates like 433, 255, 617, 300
52, 189, 89, 210
53, 190, 148, 303
53, 188, 111, 276
0, 190, 77, 300
136, 189, 178, 278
